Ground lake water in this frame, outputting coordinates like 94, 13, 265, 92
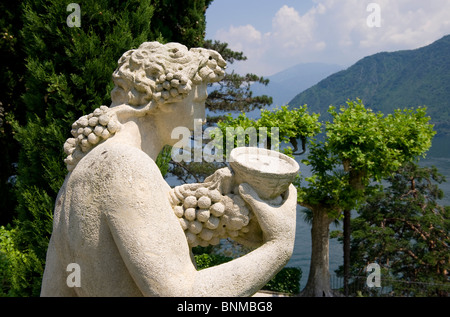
287, 134, 450, 288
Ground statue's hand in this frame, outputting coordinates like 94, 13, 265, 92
203, 167, 234, 195
238, 183, 297, 245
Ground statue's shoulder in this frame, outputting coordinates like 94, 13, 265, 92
63, 142, 170, 221
73, 142, 163, 186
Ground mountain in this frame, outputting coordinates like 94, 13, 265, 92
289, 35, 450, 135
251, 62, 343, 108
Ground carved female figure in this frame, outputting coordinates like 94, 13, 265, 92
41, 42, 297, 296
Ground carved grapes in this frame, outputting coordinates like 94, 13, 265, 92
169, 184, 252, 248
63, 106, 121, 172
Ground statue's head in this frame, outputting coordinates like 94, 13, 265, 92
110, 42, 226, 110
63, 42, 226, 172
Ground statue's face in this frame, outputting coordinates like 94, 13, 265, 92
191, 83, 208, 126
168, 83, 207, 131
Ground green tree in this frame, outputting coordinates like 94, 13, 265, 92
298, 100, 435, 296
347, 163, 449, 296
215, 105, 321, 158
0, 1, 26, 226
204, 40, 273, 115
152, 0, 213, 48
326, 101, 435, 295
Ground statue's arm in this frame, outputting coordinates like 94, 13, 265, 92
104, 150, 296, 296
191, 183, 297, 296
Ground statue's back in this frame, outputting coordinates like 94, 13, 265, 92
41, 143, 149, 296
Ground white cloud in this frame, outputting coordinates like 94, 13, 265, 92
378, 0, 450, 47
213, 1, 450, 75
216, 24, 262, 52
271, 5, 326, 52
215, 24, 266, 74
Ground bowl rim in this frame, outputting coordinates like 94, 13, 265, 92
229, 147, 299, 178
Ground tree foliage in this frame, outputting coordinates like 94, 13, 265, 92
216, 105, 321, 153
300, 100, 436, 211
0, 1, 26, 226
347, 163, 449, 296
152, 0, 214, 48
203, 40, 272, 116
300, 99, 435, 296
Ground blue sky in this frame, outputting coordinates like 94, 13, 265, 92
206, 0, 450, 76
206, 0, 316, 36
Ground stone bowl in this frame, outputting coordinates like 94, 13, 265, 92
229, 147, 299, 200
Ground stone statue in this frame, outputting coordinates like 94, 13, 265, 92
41, 42, 298, 297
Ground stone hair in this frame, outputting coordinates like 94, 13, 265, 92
110, 41, 226, 108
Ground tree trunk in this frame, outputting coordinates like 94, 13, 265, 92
343, 208, 351, 296
344, 168, 365, 296
300, 208, 335, 297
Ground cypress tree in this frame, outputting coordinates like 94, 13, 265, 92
0, 1, 26, 226
152, 0, 214, 48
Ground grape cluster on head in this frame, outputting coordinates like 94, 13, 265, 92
152, 71, 192, 104
169, 184, 252, 248
111, 42, 226, 108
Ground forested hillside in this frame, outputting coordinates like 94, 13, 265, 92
289, 35, 450, 135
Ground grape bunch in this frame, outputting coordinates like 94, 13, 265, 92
169, 184, 252, 248
63, 106, 121, 172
